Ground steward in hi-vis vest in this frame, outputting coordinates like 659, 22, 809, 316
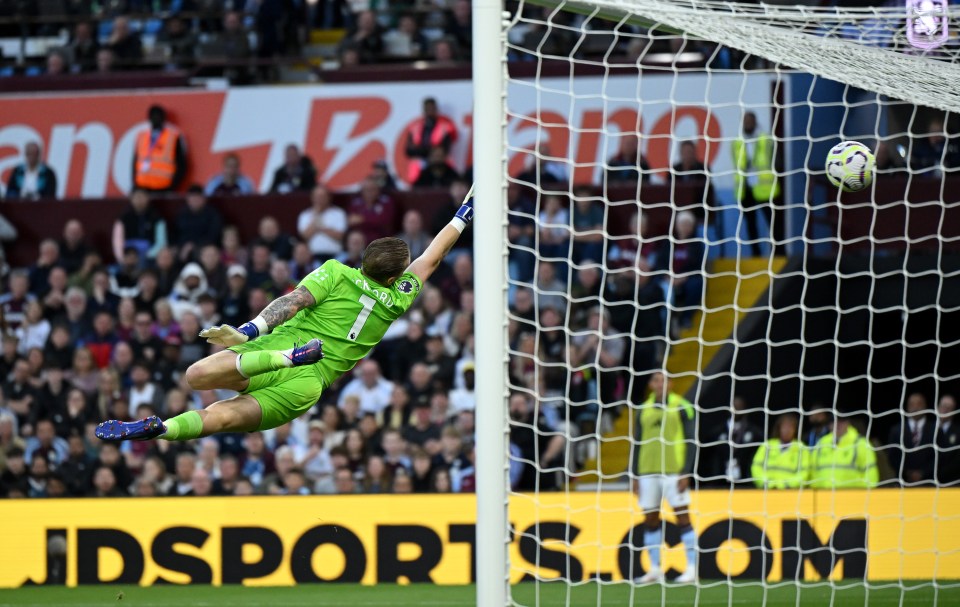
133, 105, 187, 192
752, 414, 810, 489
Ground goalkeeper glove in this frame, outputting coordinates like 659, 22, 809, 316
199, 317, 267, 346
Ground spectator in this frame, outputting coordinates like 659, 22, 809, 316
347, 178, 397, 243
448, 362, 476, 415
15, 302, 51, 357
341, 10, 383, 64
24, 417, 68, 466
334, 467, 357, 494
59, 435, 93, 496
44, 325, 75, 370
129, 359, 165, 412
254, 216, 295, 261
732, 110, 781, 257
606, 133, 650, 185
5, 141, 58, 200
396, 210, 431, 261
432, 179, 474, 252
113, 190, 168, 263
518, 141, 569, 185
1, 447, 28, 497
165, 452, 194, 496
338, 360, 394, 415
211, 11, 252, 84
414, 146, 461, 188
383, 13, 429, 59
533, 262, 567, 313
262, 260, 296, 299
289, 243, 314, 281
711, 396, 762, 487
209, 455, 239, 495
0, 270, 36, 331
28, 239, 61, 296
444, 0, 472, 58
911, 117, 960, 172
45, 49, 68, 76
89, 466, 125, 497
338, 45, 361, 68
810, 413, 878, 489
538, 194, 570, 263
69, 347, 100, 396
403, 404, 440, 449
59, 220, 90, 276
888, 392, 936, 486
430, 37, 459, 63
132, 105, 187, 193
657, 211, 704, 334
157, 16, 196, 69
206, 154, 256, 196
221, 225, 248, 267
404, 97, 459, 184
67, 21, 100, 72
571, 185, 604, 263
409, 447, 433, 492
875, 140, 907, 172
297, 185, 348, 264
95, 442, 132, 492
96, 48, 116, 73
672, 140, 713, 224
507, 183, 536, 282
0, 212, 18, 274
509, 392, 564, 491
270, 145, 318, 194
570, 307, 626, 405
169, 262, 210, 321
936, 395, 960, 486
199, 246, 228, 299
176, 185, 225, 261
370, 160, 398, 192
246, 243, 272, 289
108, 16, 143, 68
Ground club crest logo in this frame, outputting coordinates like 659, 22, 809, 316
397, 280, 414, 294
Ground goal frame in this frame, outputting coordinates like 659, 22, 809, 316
472, 0, 511, 605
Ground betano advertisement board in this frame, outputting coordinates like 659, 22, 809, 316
0, 73, 775, 198
0, 490, 956, 587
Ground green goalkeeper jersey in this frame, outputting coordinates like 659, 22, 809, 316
272, 259, 422, 385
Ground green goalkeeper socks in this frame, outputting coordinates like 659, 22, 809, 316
238, 351, 293, 378
161, 411, 204, 441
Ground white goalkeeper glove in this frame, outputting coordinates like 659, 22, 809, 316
199, 317, 268, 346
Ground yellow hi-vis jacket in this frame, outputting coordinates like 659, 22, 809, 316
810, 427, 879, 489
731, 134, 780, 203
751, 439, 810, 489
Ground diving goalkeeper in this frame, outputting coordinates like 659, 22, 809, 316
95, 195, 474, 442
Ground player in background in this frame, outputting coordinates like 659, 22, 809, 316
631, 371, 698, 584
95, 192, 474, 442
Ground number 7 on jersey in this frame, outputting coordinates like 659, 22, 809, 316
348, 294, 377, 341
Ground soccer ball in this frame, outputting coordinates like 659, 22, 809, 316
825, 141, 875, 193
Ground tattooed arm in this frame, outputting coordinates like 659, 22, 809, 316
198, 286, 318, 346
258, 286, 317, 331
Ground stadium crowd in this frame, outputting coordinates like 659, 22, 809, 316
0, 0, 783, 78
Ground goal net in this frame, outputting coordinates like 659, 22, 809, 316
472, 0, 960, 604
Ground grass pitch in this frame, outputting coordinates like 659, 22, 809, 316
0, 581, 955, 606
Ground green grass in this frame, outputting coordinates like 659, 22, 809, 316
0, 582, 957, 607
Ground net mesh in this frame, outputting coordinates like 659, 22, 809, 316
500, 0, 960, 603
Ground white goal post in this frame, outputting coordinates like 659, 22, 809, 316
472, 0, 960, 605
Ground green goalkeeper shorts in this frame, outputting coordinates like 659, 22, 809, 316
229, 333, 326, 431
